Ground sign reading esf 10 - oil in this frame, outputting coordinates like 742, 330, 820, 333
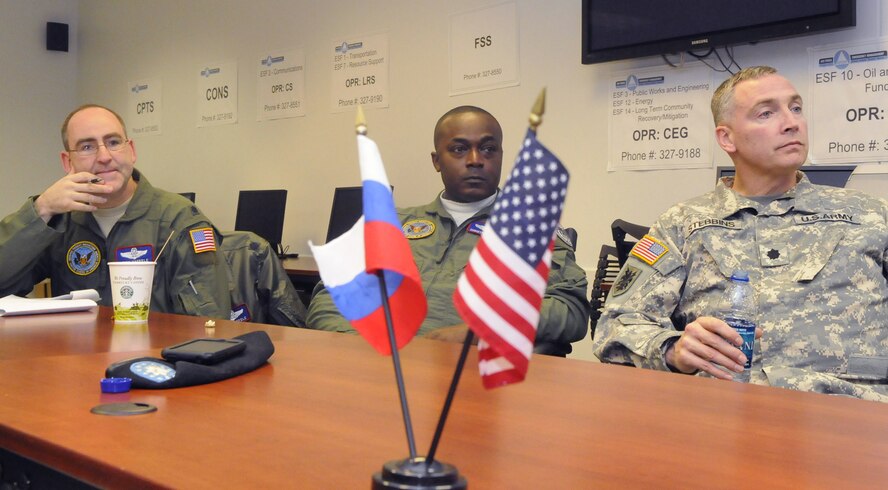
608, 65, 713, 171
330, 33, 389, 113
809, 40, 888, 163
196, 60, 238, 127
257, 48, 306, 121
127, 78, 162, 135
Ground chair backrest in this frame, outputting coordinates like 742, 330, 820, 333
589, 243, 620, 339
325, 185, 394, 243
611, 219, 650, 266
220, 230, 306, 327
326, 186, 364, 243
234, 190, 287, 255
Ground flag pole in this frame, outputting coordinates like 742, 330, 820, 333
358, 107, 418, 460
425, 88, 548, 466
425, 329, 474, 464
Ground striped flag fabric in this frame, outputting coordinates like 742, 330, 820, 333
630, 235, 667, 265
189, 228, 217, 253
309, 134, 427, 355
453, 128, 569, 389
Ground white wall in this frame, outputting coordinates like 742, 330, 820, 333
4, 0, 886, 360
0, 0, 78, 214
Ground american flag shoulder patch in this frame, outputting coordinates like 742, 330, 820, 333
630, 234, 668, 265
189, 227, 217, 254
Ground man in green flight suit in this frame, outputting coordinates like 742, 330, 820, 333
0, 104, 231, 318
307, 106, 590, 355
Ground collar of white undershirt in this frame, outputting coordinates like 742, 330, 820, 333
438, 191, 497, 227
92, 197, 132, 237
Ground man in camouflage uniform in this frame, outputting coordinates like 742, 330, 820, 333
307, 106, 590, 355
0, 104, 231, 318
593, 66, 888, 401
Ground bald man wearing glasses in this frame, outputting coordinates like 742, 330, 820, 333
0, 104, 231, 318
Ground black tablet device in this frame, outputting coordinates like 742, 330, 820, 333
161, 338, 246, 364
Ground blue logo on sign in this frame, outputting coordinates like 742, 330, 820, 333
834, 50, 851, 70
335, 41, 363, 54
261, 55, 285, 67
627, 75, 638, 91
200, 67, 221, 77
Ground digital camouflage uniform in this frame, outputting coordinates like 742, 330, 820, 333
593, 173, 888, 401
307, 197, 591, 354
0, 170, 231, 318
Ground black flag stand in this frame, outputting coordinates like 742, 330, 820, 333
371, 271, 467, 490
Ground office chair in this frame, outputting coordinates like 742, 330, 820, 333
234, 190, 288, 257
589, 244, 620, 339
220, 230, 306, 327
326, 186, 364, 243
611, 219, 650, 267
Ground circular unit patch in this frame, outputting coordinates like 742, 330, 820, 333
67, 241, 101, 276
402, 219, 435, 239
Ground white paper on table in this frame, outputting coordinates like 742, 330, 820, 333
0, 289, 100, 317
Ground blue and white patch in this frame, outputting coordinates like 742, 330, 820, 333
467, 220, 486, 236
115, 244, 154, 262
66, 241, 101, 276
230, 304, 252, 322
129, 360, 176, 383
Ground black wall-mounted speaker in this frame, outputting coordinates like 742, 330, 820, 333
46, 22, 69, 52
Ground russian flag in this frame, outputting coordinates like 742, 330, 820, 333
309, 134, 427, 354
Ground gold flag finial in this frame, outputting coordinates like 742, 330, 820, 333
356, 106, 368, 135
529, 88, 546, 133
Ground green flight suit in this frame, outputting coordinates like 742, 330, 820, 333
307, 197, 591, 355
0, 170, 231, 318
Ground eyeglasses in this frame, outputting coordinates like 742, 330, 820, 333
68, 137, 129, 157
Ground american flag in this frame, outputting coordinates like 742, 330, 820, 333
630, 236, 666, 265
453, 128, 569, 389
189, 228, 217, 253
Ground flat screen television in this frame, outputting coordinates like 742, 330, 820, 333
234, 189, 287, 253
582, 0, 856, 64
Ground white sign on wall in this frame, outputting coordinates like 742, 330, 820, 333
330, 33, 389, 113
257, 48, 306, 121
808, 39, 888, 164
127, 78, 162, 136
196, 60, 238, 127
449, 2, 520, 95
608, 65, 714, 171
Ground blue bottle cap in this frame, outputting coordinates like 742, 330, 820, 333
100, 377, 133, 393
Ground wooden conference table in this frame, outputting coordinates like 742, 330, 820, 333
1, 308, 888, 488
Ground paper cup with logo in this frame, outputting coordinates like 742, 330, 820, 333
108, 262, 156, 322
